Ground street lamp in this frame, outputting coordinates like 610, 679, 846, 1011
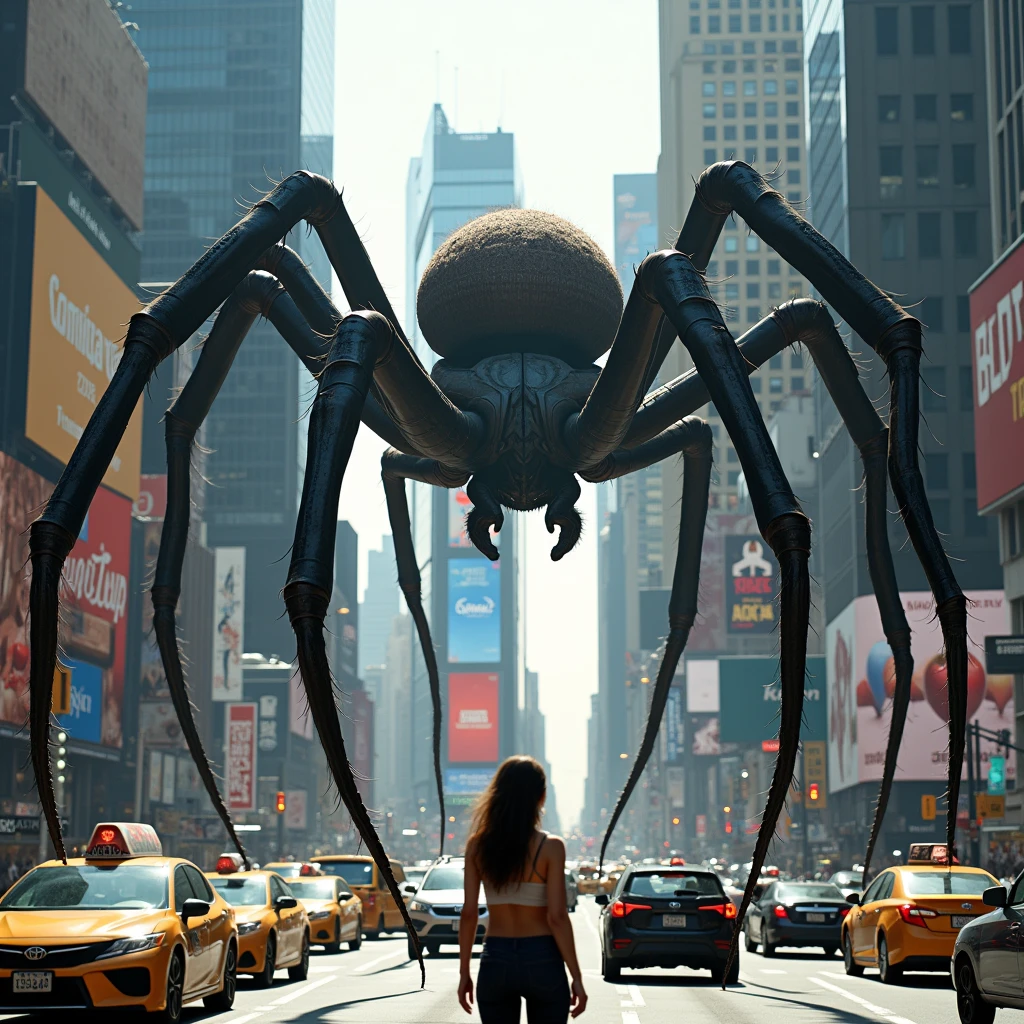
741, 770, 749, 779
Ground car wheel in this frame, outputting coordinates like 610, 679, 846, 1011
324, 918, 342, 955
877, 934, 903, 985
366, 914, 384, 940
745, 928, 757, 953
843, 932, 864, 977
601, 951, 621, 982
349, 918, 362, 951
151, 949, 185, 1024
761, 937, 776, 958
288, 931, 310, 981
955, 956, 996, 1024
711, 952, 740, 985
254, 933, 277, 988
823, 944, 838, 958
204, 941, 237, 1011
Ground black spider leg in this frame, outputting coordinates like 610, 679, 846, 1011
679, 162, 967, 869
582, 417, 713, 874
381, 450, 469, 857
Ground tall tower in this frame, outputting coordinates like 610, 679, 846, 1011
405, 104, 522, 823
130, 0, 335, 658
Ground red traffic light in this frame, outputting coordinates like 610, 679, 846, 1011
724, 820, 733, 834
808, 783, 820, 803
275, 791, 286, 813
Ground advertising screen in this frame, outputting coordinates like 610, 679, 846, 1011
212, 547, 245, 702
725, 536, 779, 634
970, 239, 1024, 510
827, 591, 1013, 793
448, 559, 501, 664
225, 703, 257, 812
718, 656, 827, 743
661, 686, 684, 764
444, 768, 495, 795
448, 673, 500, 763
0, 452, 129, 747
448, 487, 500, 549
26, 189, 142, 499
613, 174, 658, 291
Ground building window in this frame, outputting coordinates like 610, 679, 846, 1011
880, 145, 904, 197
919, 296, 944, 332
787, 168, 801, 184
952, 144, 975, 188
950, 93, 974, 121
785, 79, 799, 94
959, 366, 974, 410
703, 103, 717, 118
703, 81, 717, 96
725, 259, 739, 274
911, 5, 935, 54
918, 212, 941, 257
724, 125, 738, 140
747, 282, 761, 298
965, 498, 986, 535
745, 102, 758, 117
725, 236, 739, 252
876, 6, 899, 54
747, 305, 761, 320
727, 447, 739, 463
914, 94, 937, 121
728, 470, 741, 486
751, 376, 763, 393
789, 375, 804, 391
785, 101, 800, 116
878, 95, 901, 122
791, 351, 804, 368
691, 15, 702, 31
708, 260, 719, 276
764, 125, 778, 139
769, 354, 783, 370
709, 14, 721, 31
785, 57, 802, 70
723, 80, 737, 96
765, 101, 778, 116
953, 211, 977, 256
785, 123, 799, 138
915, 145, 939, 187
744, 80, 758, 95
948, 5, 971, 53
956, 295, 970, 333
764, 39, 777, 52
926, 452, 949, 489
765, 79, 778, 94
745, 124, 758, 139
769, 376, 784, 393
766, 149, 779, 165
746, 259, 760, 275
768, 281, 782, 298
786, 145, 800, 162
704, 60, 717, 71
750, 13, 762, 29
746, 236, 760, 251
920, 365, 945, 411
724, 102, 737, 117
962, 451, 977, 489
729, 14, 742, 30
882, 213, 905, 258
745, 146, 758, 162
769, 14, 777, 29
704, 126, 718, 140
705, 148, 718, 163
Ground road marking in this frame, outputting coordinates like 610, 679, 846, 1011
621, 1012, 641, 1024
223, 1015, 264, 1024
628, 984, 645, 1007
310, 964, 337, 972
809, 975, 919, 1024
352, 948, 405, 973
271, 973, 338, 1004
759, 968, 787, 974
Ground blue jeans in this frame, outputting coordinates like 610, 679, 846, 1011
477, 935, 570, 1024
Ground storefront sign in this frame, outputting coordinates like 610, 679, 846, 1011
985, 635, 1024, 674
725, 536, 779, 633
225, 703, 257, 812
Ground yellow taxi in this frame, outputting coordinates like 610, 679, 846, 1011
842, 843, 998, 984
263, 861, 322, 879
288, 873, 363, 953
206, 856, 310, 987
576, 864, 602, 896
313, 854, 408, 939
0, 822, 236, 1022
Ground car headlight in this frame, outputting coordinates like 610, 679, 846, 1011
409, 900, 431, 913
96, 933, 165, 959
309, 910, 332, 921
237, 921, 262, 935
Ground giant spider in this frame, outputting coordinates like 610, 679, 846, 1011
27, 161, 967, 978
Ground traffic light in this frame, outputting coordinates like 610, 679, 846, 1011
808, 782, 820, 804
275, 791, 286, 813
724, 820, 733, 834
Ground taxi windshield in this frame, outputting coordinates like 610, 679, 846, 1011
0, 865, 168, 910
319, 861, 373, 884
901, 871, 994, 896
267, 864, 301, 877
209, 877, 268, 906
289, 879, 338, 900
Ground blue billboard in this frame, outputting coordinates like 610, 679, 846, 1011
613, 173, 658, 292
448, 559, 501, 664
57, 659, 103, 745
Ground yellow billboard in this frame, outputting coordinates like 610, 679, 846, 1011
26, 189, 143, 499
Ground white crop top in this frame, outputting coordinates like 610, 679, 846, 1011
481, 834, 549, 907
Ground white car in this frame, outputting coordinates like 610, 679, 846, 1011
404, 856, 487, 957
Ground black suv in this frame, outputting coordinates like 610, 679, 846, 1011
597, 866, 739, 983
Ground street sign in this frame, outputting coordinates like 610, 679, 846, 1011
52, 664, 72, 716
985, 635, 1024, 674
977, 794, 1006, 820
695, 814, 707, 837
989, 756, 1007, 796
921, 794, 937, 821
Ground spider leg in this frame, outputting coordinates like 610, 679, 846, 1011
580, 417, 712, 873
678, 161, 966, 866
381, 450, 469, 856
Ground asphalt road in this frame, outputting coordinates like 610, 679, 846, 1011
2, 898, 1000, 1023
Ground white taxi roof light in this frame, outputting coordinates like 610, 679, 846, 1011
906, 843, 958, 865
85, 822, 162, 859
216, 853, 244, 874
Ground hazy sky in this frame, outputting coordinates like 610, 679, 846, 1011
331, 0, 660, 826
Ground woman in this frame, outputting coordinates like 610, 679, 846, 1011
458, 756, 587, 1022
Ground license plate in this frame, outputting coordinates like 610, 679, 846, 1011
952, 915, 974, 928
12, 972, 52, 993
662, 915, 687, 928
807, 913, 826, 923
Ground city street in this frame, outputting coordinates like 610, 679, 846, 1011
0, 898, 971, 1024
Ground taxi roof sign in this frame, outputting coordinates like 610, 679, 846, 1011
906, 843, 959, 865
85, 822, 162, 859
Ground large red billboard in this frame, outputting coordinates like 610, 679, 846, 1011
0, 451, 129, 746
971, 240, 1024, 510
448, 673, 500, 763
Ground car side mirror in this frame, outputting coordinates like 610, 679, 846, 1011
595, 893, 610, 906
339, 891, 353, 901
275, 895, 298, 911
983, 886, 1008, 908
845, 892, 861, 906
403, 883, 417, 895
181, 898, 211, 924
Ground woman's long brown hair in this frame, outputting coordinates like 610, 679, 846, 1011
469, 756, 546, 890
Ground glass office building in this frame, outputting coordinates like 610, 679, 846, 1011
130, 0, 334, 656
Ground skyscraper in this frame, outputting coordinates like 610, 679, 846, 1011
130, 0, 335, 657
404, 104, 521, 817
360, 537, 399, 673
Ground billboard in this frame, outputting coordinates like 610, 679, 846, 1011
212, 547, 245, 701
448, 559, 501, 663
23, 0, 148, 229
970, 238, 1024, 511
448, 673, 500, 763
25, 189, 143, 499
444, 768, 494, 795
448, 487, 500, 549
613, 173, 658, 291
718, 657, 827, 743
225, 702, 257, 812
827, 591, 1013, 793
725, 536, 779, 634
133, 475, 168, 520
660, 686, 685, 764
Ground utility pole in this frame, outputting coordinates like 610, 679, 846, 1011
966, 722, 978, 865
974, 721, 984, 870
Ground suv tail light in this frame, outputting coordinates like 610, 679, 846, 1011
704, 902, 738, 919
898, 904, 938, 927
610, 900, 652, 918
773, 904, 789, 919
